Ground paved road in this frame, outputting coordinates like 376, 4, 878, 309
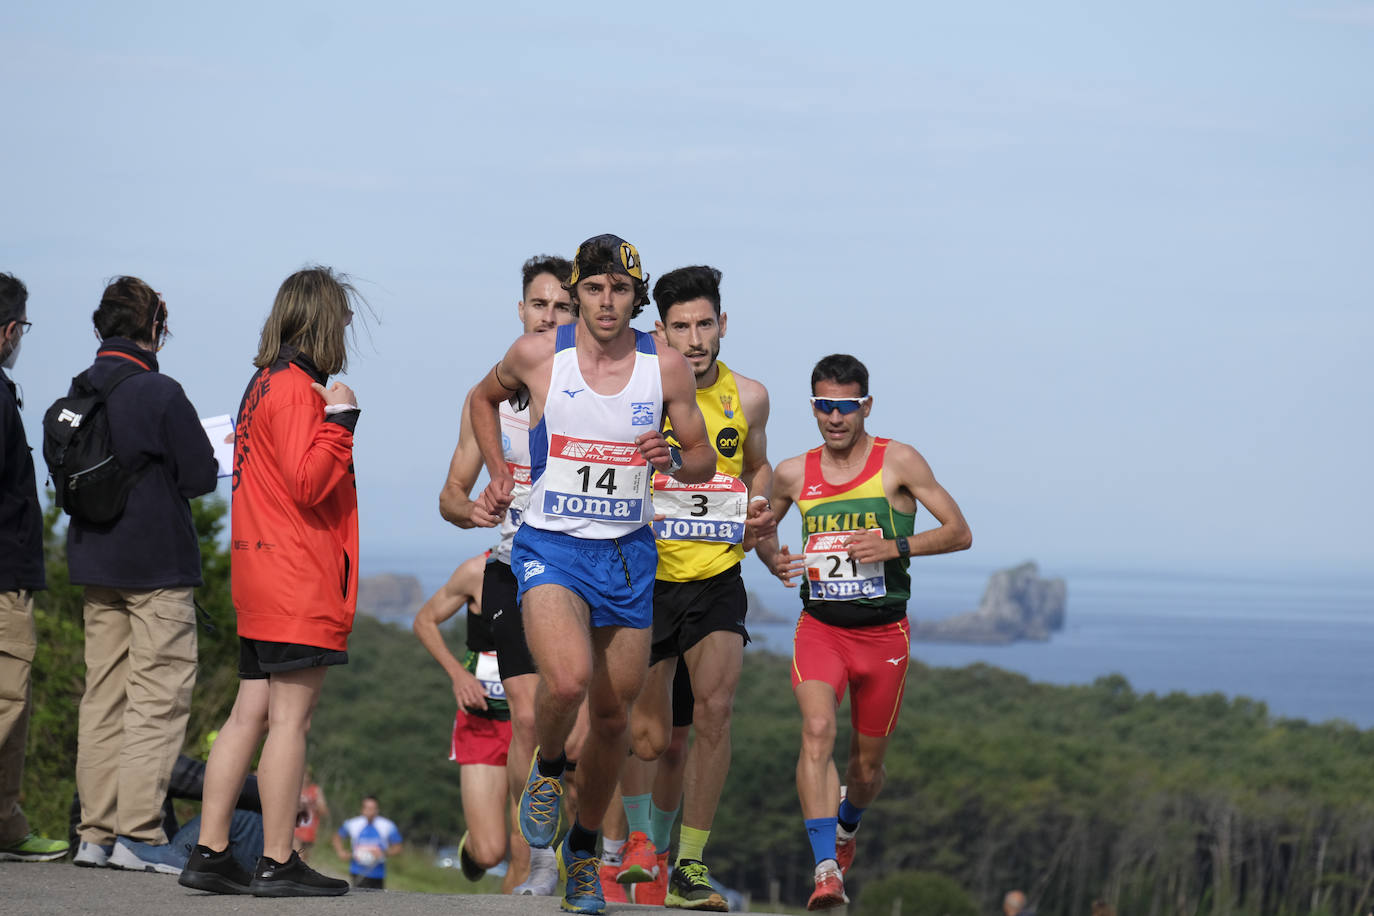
0, 862, 659, 915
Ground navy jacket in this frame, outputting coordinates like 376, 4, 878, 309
65, 338, 218, 589
0, 369, 45, 591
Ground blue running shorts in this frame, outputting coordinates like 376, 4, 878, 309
511, 524, 656, 629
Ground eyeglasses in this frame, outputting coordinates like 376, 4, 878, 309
809, 396, 868, 415
14, 320, 31, 336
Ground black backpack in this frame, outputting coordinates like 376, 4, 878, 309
42, 362, 146, 525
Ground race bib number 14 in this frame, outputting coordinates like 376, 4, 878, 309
804, 529, 887, 601
543, 434, 648, 521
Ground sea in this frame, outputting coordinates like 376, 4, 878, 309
380, 552, 1374, 729
742, 565, 1374, 728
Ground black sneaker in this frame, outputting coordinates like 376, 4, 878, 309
666, 859, 728, 911
249, 851, 349, 897
178, 844, 252, 895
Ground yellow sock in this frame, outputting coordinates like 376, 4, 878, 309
677, 825, 710, 865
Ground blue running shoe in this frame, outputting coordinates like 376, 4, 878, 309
557, 834, 604, 915
519, 749, 565, 848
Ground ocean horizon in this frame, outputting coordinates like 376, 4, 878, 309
366, 551, 1374, 729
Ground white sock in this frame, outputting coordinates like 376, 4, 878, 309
602, 837, 626, 866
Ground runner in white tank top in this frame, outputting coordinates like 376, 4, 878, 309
436, 255, 580, 896
522, 321, 661, 537
468, 235, 715, 915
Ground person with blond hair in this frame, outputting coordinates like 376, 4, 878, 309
179, 266, 362, 897
62, 276, 217, 873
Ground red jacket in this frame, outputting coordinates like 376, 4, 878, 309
231, 352, 359, 650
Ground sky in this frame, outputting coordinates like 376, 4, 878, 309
4, 1, 1371, 595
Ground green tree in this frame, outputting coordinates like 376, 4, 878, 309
857, 870, 979, 916
22, 492, 238, 837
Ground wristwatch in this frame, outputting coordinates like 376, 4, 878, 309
666, 445, 683, 475
895, 536, 911, 559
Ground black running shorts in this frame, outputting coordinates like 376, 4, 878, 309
650, 563, 749, 667
486, 559, 537, 681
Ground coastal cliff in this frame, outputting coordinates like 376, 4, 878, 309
912, 561, 1066, 644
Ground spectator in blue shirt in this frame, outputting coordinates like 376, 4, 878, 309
332, 796, 401, 889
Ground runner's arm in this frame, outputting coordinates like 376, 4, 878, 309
470, 337, 541, 523
438, 388, 485, 528
846, 442, 972, 564
735, 373, 775, 548
753, 455, 807, 585
649, 347, 714, 483
411, 555, 488, 711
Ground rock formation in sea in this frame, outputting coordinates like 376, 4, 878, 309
911, 561, 1066, 644
356, 572, 425, 624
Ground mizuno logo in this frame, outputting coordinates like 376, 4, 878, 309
805, 483, 823, 496
563, 388, 584, 398
885, 657, 903, 666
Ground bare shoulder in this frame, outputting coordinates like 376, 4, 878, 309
453, 552, 488, 599
511, 328, 556, 364
881, 438, 936, 481
772, 453, 807, 499
730, 369, 771, 422
656, 344, 697, 392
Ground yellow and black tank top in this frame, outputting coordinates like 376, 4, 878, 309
654, 361, 750, 583
797, 437, 915, 627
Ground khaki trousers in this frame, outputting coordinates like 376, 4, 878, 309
0, 590, 37, 846
76, 586, 197, 845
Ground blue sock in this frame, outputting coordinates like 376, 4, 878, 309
623, 793, 652, 836
837, 798, 865, 832
805, 817, 837, 865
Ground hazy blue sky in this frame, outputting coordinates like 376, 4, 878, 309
4, 1, 1370, 592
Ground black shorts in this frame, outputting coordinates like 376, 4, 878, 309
239, 637, 348, 679
650, 563, 749, 667
485, 559, 536, 681
671, 656, 694, 728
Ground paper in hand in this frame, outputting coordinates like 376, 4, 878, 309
200, 415, 235, 478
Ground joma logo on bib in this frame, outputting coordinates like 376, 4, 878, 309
545, 492, 642, 519
654, 519, 741, 543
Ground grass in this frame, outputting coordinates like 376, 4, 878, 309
307, 840, 507, 895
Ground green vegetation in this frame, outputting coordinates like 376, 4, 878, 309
22, 512, 1374, 914
856, 871, 979, 916
23, 493, 239, 835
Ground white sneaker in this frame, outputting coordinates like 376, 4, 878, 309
514, 846, 559, 896
73, 841, 114, 868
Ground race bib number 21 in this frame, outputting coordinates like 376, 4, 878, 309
804, 529, 887, 601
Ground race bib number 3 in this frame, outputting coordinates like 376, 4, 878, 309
653, 472, 748, 543
804, 529, 887, 601
543, 434, 648, 521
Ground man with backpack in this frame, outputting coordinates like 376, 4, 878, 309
51, 277, 217, 873
0, 273, 70, 863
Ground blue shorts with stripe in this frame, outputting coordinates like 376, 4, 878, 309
510, 524, 656, 629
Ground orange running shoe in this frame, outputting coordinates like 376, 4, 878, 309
807, 860, 848, 911
634, 850, 670, 905
617, 831, 658, 884
599, 861, 629, 902
835, 831, 857, 875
